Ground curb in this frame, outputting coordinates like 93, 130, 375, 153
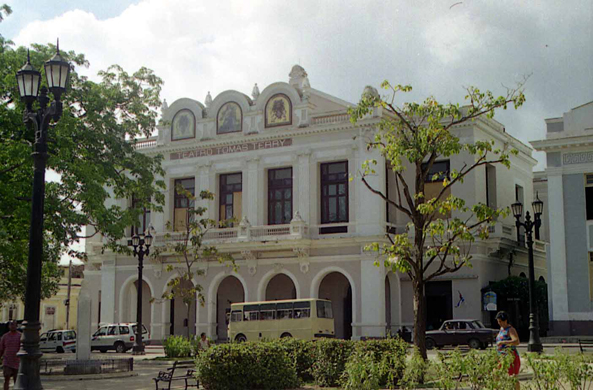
41, 371, 138, 382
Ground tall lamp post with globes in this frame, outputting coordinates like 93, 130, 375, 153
511, 193, 544, 353
14, 43, 70, 390
131, 230, 153, 355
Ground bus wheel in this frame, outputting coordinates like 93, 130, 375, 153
280, 333, 292, 338
235, 334, 247, 343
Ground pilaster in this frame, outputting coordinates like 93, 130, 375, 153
246, 157, 260, 225
359, 251, 387, 338
297, 151, 312, 224
100, 258, 117, 324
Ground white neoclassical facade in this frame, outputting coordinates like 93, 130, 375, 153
531, 101, 593, 336
84, 65, 546, 341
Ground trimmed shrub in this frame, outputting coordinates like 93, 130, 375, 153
341, 349, 381, 390
354, 338, 408, 388
311, 338, 355, 387
270, 338, 315, 383
196, 342, 298, 390
163, 335, 193, 358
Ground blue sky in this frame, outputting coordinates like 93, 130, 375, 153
2, 0, 139, 38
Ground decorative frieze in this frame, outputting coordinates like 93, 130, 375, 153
563, 152, 593, 165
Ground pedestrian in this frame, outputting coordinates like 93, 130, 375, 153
199, 333, 210, 351
495, 311, 521, 390
0, 321, 21, 390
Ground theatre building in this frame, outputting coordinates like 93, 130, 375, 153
84, 65, 546, 341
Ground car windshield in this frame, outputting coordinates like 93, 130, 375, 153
472, 320, 486, 328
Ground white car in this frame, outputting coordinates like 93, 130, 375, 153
40, 330, 76, 353
91, 323, 149, 353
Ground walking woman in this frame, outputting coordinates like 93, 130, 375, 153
495, 311, 521, 390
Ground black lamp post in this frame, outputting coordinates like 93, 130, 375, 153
131, 230, 153, 355
14, 43, 70, 390
511, 193, 544, 353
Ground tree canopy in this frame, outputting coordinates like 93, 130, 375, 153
350, 80, 526, 358
0, 34, 166, 303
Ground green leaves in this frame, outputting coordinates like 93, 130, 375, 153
0, 41, 166, 302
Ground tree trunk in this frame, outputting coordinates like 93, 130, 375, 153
413, 279, 428, 360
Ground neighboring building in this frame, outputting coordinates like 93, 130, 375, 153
531, 101, 593, 336
84, 65, 545, 341
0, 264, 84, 333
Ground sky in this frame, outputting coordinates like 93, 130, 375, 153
3, 0, 593, 262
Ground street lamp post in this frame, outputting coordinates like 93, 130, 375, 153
511, 193, 544, 353
131, 231, 153, 355
14, 44, 70, 390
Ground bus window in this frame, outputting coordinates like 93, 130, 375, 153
316, 301, 333, 319
276, 302, 293, 320
294, 301, 310, 318
231, 310, 243, 322
260, 303, 276, 320
244, 304, 259, 321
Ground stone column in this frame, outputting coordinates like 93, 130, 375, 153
76, 280, 92, 361
359, 253, 386, 338
100, 258, 116, 324
246, 157, 260, 225
197, 163, 212, 219
356, 137, 386, 236
547, 172, 569, 325
297, 151, 312, 224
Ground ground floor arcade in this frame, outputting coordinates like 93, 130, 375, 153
83, 246, 546, 341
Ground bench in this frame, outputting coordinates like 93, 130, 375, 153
153, 360, 199, 390
578, 339, 593, 353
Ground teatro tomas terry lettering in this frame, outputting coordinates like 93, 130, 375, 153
171, 138, 292, 160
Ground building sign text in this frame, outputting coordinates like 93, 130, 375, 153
170, 138, 293, 160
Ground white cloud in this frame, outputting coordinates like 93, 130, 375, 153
12, 0, 592, 169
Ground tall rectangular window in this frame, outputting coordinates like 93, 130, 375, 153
486, 164, 497, 208
586, 174, 593, 220
220, 173, 242, 225
320, 161, 348, 224
174, 178, 195, 231
268, 167, 293, 225
589, 253, 593, 302
422, 160, 451, 218
131, 196, 151, 236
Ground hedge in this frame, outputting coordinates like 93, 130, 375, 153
196, 341, 299, 390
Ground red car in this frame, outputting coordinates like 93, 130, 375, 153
425, 319, 498, 350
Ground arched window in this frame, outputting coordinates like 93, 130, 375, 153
265, 94, 292, 128
171, 109, 196, 141
538, 276, 546, 283
217, 102, 242, 134
519, 272, 527, 278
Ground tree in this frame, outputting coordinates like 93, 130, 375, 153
349, 81, 526, 358
152, 186, 234, 339
0, 36, 166, 303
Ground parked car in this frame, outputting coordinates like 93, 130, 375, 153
91, 323, 149, 353
425, 319, 498, 350
40, 329, 76, 353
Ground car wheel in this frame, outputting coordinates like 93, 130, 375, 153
56, 347, 64, 354
114, 342, 126, 353
100, 349, 107, 353
280, 333, 292, 338
468, 338, 482, 349
235, 334, 247, 343
72, 349, 76, 353
425, 338, 436, 350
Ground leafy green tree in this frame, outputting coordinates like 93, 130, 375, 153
0, 32, 165, 303
152, 186, 234, 339
349, 81, 526, 358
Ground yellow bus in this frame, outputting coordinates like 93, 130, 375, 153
227, 298, 335, 342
